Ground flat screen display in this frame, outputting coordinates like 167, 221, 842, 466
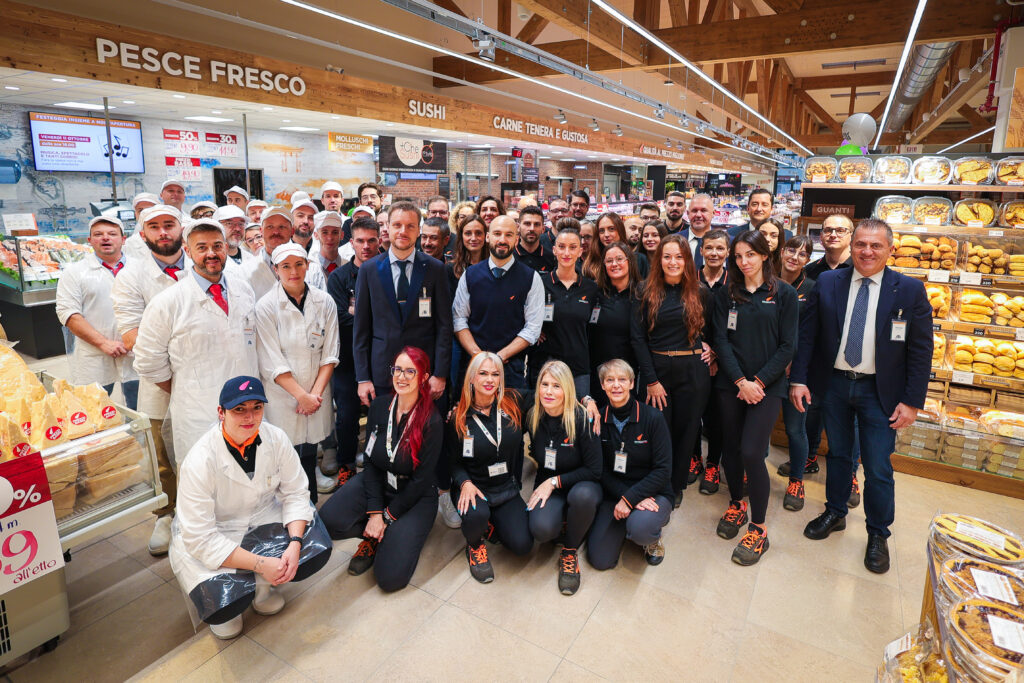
29, 111, 145, 173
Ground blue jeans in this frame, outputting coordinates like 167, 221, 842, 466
103, 380, 138, 412
821, 372, 896, 537
783, 399, 808, 480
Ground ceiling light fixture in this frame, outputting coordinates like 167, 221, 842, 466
280, 126, 320, 132
873, 0, 930, 147
589, 118, 600, 131
473, 35, 495, 62
4, 86, 19, 91
121, 100, 134, 104
53, 101, 109, 111
185, 115, 235, 122
937, 125, 995, 154
50, 78, 67, 83
554, 109, 567, 124
654, 107, 665, 120
612, 124, 623, 136
211, 110, 222, 114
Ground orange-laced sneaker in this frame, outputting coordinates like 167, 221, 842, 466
699, 463, 720, 495
336, 466, 356, 487
466, 542, 494, 583
716, 500, 748, 540
732, 524, 770, 566
687, 453, 704, 484
783, 479, 805, 512
848, 475, 861, 509
558, 548, 581, 595
347, 538, 378, 576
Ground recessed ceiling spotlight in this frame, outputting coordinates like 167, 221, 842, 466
121, 99, 134, 104
51, 78, 67, 83
612, 124, 623, 136
589, 119, 599, 131
185, 115, 235, 123
211, 110, 222, 114
282, 119, 291, 123
53, 101, 109, 111
386, 123, 394, 126
4, 86, 19, 91
262, 106, 273, 111
280, 126, 320, 132
331, 115, 340, 120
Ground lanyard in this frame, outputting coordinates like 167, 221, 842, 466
471, 410, 502, 449
385, 397, 408, 464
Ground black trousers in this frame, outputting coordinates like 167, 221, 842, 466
694, 391, 724, 467
652, 354, 710, 493
296, 443, 318, 504
528, 480, 601, 550
318, 472, 437, 592
451, 489, 533, 555
717, 389, 781, 526
331, 361, 360, 469
586, 495, 672, 570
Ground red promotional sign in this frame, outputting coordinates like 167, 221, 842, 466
163, 129, 200, 141
0, 454, 65, 594
205, 132, 237, 144
165, 156, 201, 167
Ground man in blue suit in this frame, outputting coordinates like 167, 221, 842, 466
353, 201, 453, 405
727, 189, 793, 242
789, 219, 932, 574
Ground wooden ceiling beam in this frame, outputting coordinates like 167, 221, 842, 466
794, 88, 842, 135
688, 0, 700, 25
667, 0, 688, 27
515, 14, 549, 44
908, 48, 993, 143
761, 0, 803, 12
498, 0, 512, 35
516, 0, 645, 65
958, 103, 991, 129
794, 70, 897, 91
633, 0, 660, 30
432, 0, 467, 18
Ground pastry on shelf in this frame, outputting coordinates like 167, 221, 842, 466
953, 199, 997, 227
872, 156, 912, 184
912, 197, 953, 225
875, 195, 914, 224
931, 512, 1024, 564
995, 157, 1024, 185
837, 156, 872, 182
926, 284, 950, 319
912, 156, 953, 184
999, 201, 1024, 228
952, 157, 994, 185
802, 156, 838, 182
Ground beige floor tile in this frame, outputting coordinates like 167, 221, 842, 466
245, 567, 443, 681
366, 604, 561, 682
746, 552, 904, 667
550, 659, 608, 682
565, 575, 743, 681
105, 518, 176, 583
729, 622, 875, 682
11, 582, 196, 683
129, 630, 233, 682
182, 637, 309, 682
406, 520, 469, 600
449, 543, 614, 657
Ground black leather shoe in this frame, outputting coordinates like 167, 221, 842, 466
865, 534, 890, 574
803, 510, 847, 540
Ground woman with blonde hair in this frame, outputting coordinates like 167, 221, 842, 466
447, 352, 532, 583
449, 201, 475, 234
526, 360, 601, 596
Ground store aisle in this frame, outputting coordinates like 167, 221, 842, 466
8, 435, 1023, 681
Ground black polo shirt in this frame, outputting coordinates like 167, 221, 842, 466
589, 284, 635, 372
539, 271, 600, 376
630, 283, 710, 389
804, 254, 852, 281
597, 399, 672, 506
514, 242, 556, 273
531, 408, 602, 489
790, 271, 816, 307
711, 279, 799, 398
447, 406, 524, 502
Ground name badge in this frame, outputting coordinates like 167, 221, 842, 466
387, 471, 398, 489
544, 447, 557, 470
589, 305, 601, 324
419, 296, 431, 318
614, 448, 628, 474
543, 304, 554, 322
365, 431, 377, 456
727, 309, 738, 331
487, 462, 508, 477
462, 437, 474, 458
891, 319, 907, 342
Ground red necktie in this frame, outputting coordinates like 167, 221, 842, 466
103, 261, 124, 277
326, 262, 338, 274
164, 265, 181, 280
208, 283, 229, 315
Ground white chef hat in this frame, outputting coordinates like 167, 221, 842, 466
214, 204, 247, 221
270, 242, 308, 265
320, 181, 343, 197
260, 207, 294, 227
138, 205, 182, 223
183, 218, 226, 240
132, 192, 160, 209
315, 211, 343, 230
160, 179, 185, 192
246, 199, 268, 210
88, 215, 125, 232
190, 200, 217, 213
223, 185, 250, 200
291, 197, 318, 214
351, 205, 376, 219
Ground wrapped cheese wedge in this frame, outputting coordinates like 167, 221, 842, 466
59, 387, 96, 440
29, 394, 67, 451
0, 344, 45, 398
79, 464, 144, 505
76, 383, 123, 431
77, 433, 144, 477
0, 412, 31, 461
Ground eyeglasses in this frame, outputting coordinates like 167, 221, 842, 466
390, 366, 418, 379
782, 247, 810, 260
821, 227, 850, 235
604, 257, 628, 265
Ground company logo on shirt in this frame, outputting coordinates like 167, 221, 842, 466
762, 296, 776, 304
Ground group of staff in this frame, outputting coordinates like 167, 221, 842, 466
55, 181, 931, 640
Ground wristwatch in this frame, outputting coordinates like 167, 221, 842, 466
382, 509, 396, 526
288, 535, 303, 545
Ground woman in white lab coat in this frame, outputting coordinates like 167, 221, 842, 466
170, 376, 332, 640
255, 243, 340, 503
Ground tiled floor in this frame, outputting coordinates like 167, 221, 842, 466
9, 353, 1024, 681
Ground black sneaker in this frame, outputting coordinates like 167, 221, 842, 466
732, 524, 770, 566
716, 501, 748, 540
805, 455, 820, 474
466, 543, 494, 583
348, 538, 377, 576
699, 464, 720, 495
558, 548, 581, 595
673, 489, 684, 509
848, 475, 861, 508
783, 479, 805, 511
776, 461, 792, 477
687, 453, 703, 485
643, 540, 665, 566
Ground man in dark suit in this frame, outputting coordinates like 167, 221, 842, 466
679, 193, 714, 270
790, 219, 932, 574
727, 189, 793, 242
353, 201, 453, 405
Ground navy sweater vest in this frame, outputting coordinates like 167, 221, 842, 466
466, 259, 532, 353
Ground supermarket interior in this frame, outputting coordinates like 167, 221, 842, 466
1, 0, 1024, 680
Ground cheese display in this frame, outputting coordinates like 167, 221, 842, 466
888, 233, 956, 270
913, 156, 953, 184
995, 157, 1024, 186
953, 199, 998, 227
952, 157, 995, 185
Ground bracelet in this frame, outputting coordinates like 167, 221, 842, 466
288, 535, 303, 545
254, 557, 265, 573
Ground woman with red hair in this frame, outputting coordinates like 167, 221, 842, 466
319, 346, 443, 591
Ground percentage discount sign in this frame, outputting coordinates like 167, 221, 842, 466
0, 453, 64, 595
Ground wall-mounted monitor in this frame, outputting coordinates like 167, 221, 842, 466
28, 111, 145, 173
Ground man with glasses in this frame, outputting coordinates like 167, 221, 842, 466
637, 202, 661, 223
805, 214, 854, 280
569, 190, 590, 221
426, 196, 450, 222
543, 197, 570, 248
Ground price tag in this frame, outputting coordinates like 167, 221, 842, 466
1, 214, 38, 235
963, 180, 979, 186
1015, 328, 1024, 342
811, 173, 827, 183
989, 230, 1004, 237
884, 633, 912, 661
885, 173, 904, 184
952, 370, 975, 385
988, 615, 1024, 655
927, 270, 950, 283
888, 212, 907, 225
959, 272, 983, 285
912, 226, 928, 233
968, 220, 983, 228
924, 216, 941, 226
844, 174, 862, 184
971, 568, 1019, 605
1009, 179, 1024, 186
0, 454, 65, 596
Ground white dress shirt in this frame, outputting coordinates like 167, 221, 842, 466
452, 256, 546, 345
388, 248, 415, 297
834, 269, 884, 374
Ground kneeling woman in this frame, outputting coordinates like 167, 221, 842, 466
527, 360, 602, 596
319, 347, 443, 591
171, 376, 332, 640
448, 352, 533, 583
587, 360, 673, 569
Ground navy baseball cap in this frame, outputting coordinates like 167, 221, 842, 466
219, 376, 268, 409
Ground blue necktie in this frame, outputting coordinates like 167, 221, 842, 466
491, 266, 505, 280
396, 260, 410, 304
844, 278, 871, 368
693, 237, 704, 270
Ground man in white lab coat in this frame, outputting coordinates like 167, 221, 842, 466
111, 204, 191, 555
224, 185, 249, 208
241, 207, 325, 300
215, 204, 254, 271
134, 219, 259, 473
55, 216, 138, 408
160, 179, 187, 211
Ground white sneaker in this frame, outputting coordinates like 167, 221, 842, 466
438, 492, 462, 529
209, 615, 243, 639
252, 584, 285, 616
148, 516, 172, 556
320, 448, 339, 476
316, 468, 338, 494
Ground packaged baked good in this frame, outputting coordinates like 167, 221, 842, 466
1000, 201, 1024, 229
940, 555, 1024, 607
947, 598, 1024, 677
877, 619, 948, 683
837, 156, 872, 183
996, 157, 1024, 186
875, 195, 914, 225
980, 410, 1024, 439
873, 156, 913, 184
931, 513, 1024, 565
803, 156, 837, 183
953, 157, 995, 185
954, 199, 998, 227
913, 197, 953, 226
913, 156, 953, 184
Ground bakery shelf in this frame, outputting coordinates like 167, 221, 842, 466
803, 182, 1024, 193
893, 454, 1024, 500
